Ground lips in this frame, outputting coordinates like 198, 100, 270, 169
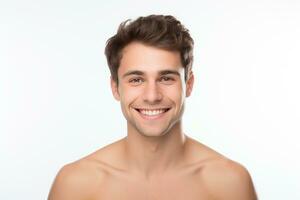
134, 107, 171, 118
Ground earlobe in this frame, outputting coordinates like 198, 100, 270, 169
110, 77, 120, 101
186, 71, 194, 97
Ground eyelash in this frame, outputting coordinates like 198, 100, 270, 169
159, 76, 174, 82
128, 76, 175, 84
129, 78, 144, 83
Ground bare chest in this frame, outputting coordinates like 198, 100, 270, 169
96, 171, 213, 200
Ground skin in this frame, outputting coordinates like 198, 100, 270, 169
48, 42, 258, 200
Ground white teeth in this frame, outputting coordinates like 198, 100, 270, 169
139, 109, 166, 116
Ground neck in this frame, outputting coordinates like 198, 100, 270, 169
123, 121, 187, 180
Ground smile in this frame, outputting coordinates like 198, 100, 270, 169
134, 108, 171, 117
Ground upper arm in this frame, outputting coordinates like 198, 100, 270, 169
204, 159, 258, 200
48, 162, 105, 200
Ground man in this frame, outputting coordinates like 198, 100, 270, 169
48, 15, 257, 199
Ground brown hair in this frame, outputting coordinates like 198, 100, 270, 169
104, 14, 194, 84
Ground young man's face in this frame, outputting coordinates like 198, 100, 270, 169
111, 42, 194, 137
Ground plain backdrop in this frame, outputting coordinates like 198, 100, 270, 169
1, 0, 299, 199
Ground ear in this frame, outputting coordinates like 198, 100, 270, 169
110, 77, 120, 101
186, 71, 194, 97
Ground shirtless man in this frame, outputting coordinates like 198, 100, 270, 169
48, 15, 257, 200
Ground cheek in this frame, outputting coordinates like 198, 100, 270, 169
119, 86, 141, 104
162, 84, 184, 103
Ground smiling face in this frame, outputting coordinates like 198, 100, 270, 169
111, 42, 194, 137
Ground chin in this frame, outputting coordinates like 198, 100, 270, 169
137, 127, 171, 138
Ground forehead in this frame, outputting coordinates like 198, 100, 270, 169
118, 42, 183, 76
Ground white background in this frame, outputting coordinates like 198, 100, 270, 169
1, 0, 299, 199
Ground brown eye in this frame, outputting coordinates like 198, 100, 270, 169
129, 77, 144, 85
160, 76, 174, 82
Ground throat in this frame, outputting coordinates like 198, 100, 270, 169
123, 131, 188, 177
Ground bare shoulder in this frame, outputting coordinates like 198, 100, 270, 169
185, 137, 257, 199
47, 139, 125, 200
201, 157, 258, 200
48, 157, 109, 200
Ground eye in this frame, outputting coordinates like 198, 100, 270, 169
159, 76, 175, 83
129, 77, 144, 85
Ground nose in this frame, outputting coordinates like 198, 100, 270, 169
142, 81, 163, 104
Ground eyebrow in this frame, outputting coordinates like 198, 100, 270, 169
159, 70, 180, 76
121, 69, 181, 78
122, 70, 144, 78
